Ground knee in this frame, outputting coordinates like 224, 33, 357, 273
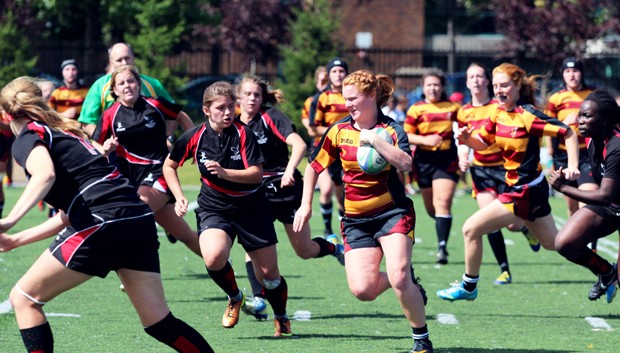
9, 286, 41, 312
540, 238, 556, 251
462, 222, 480, 240
349, 285, 379, 302
387, 269, 409, 293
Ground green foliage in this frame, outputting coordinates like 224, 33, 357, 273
124, 0, 188, 96
0, 11, 37, 87
276, 0, 340, 141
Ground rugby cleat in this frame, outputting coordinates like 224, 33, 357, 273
589, 264, 618, 303
242, 296, 268, 321
411, 338, 434, 353
222, 293, 245, 328
410, 266, 427, 306
494, 271, 512, 285
273, 316, 292, 337
325, 234, 345, 265
436, 248, 448, 265
522, 229, 541, 252
436, 282, 477, 301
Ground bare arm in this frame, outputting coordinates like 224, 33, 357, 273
293, 165, 320, 232
0, 212, 69, 252
281, 132, 306, 187
163, 156, 188, 217
0, 145, 56, 232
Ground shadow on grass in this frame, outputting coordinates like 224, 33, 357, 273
312, 313, 434, 321
431, 349, 576, 353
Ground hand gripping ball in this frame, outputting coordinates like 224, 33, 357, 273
357, 127, 394, 174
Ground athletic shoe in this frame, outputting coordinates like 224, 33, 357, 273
589, 264, 618, 303
522, 229, 541, 252
410, 266, 427, 306
165, 231, 178, 244
325, 234, 345, 266
494, 271, 512, 285
242, 296, 268, 321
436, 282, 477, 301
273, 317, 292, 337
436, 248, 448, 265
411, 338, 434, 353
222, 293, 245, 328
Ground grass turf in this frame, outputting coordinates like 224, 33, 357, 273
0, 167, 618, 352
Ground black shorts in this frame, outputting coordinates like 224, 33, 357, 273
413, 150, 459, 188
470, 165, 508, 197
327, 158, 344, 186
341, 201, 416, 251
584, 204, 620, 234
195, 194, 278, 252
497, 177, 551, 221
552, 150, 596, 187
49, 205, 159, 278
264, 171, 303, 224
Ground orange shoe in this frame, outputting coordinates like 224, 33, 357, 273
273, 316, 292, 337
222, 294, 245, 328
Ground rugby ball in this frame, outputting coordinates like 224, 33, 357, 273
357, 127, 394, 174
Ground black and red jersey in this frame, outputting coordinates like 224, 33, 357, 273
169, 120, 265, 211
92, 96, 182, 186
239, 108, 295, 175
588, 129, 620, 205
12, 121, 140, 227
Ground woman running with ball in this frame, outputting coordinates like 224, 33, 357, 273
294, 70, 433, 353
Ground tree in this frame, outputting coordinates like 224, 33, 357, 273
492, 0, 620, 72
275, 0, 341, 135
219, 0, 299, 73
0, 10, 38, 87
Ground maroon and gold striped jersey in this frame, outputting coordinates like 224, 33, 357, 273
309, 114, 411, 218
309, 90, 349, 128
545, 88, 592, 151
477, 105, 570, 187
404, 100, 460, 152
457, 100, 503, 167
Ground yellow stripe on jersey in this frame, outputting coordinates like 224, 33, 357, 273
478, 105, 569, 186
457, 100, 503, 167
314, 90, 349, 127
545, 88, 591, 151
309, 118, 405, 217
404, 100, 460, 151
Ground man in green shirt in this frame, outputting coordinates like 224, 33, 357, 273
79, 42, 177, 137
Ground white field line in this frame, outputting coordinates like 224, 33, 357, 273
585, 316, 613, 331
0, 299, 12, 314
437, 313, 459, 325
292, 310, 312, 321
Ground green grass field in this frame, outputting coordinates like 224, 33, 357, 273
0, 165, 618, 352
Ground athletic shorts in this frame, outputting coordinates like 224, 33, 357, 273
341, 201, 416, 251
413, 150, 459, 188
497, 177, 551, 221
195, 194, 278, 252
0, 134, 14, 163
263, 171, 303, 224
49, 205, 159, 278
470, 165, 508, 198
552, 150, 596, 187
584, 204, 620, 234
327, 158, 344, 186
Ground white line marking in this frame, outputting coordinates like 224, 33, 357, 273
437, 313, 459, 325
292, 310, 312, 321
0, 299, 12, 314
585, 316, 613, 331
47, 313, 81, 317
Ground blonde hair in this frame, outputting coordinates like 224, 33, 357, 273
343, 70, 394, 107
236, 75, 285, 107
493, 63, 541, 107
110, 65, 142, 100
0, 76, 86, 138
203, 81, 236, 109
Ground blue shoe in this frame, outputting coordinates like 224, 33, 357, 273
606, 282, 617, 304
242, 296, 268, 321
588, 263, 618, 303
325, 234, 345, 266
522, 229, 540, 252
436, 282, 478, 301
